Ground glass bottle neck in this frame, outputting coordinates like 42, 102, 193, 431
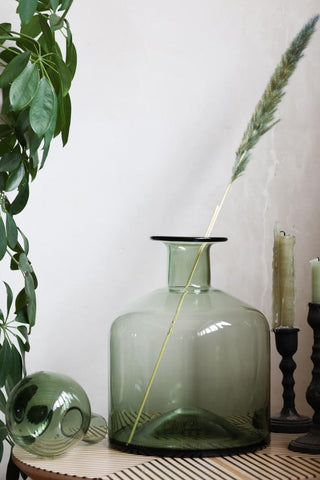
165, 242, 212, 292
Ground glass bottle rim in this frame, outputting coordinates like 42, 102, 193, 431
151, 236, 227, 243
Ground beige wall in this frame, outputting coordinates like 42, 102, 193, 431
1, 0, 320, 472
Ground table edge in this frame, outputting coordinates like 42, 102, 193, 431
12, 453, 97, 480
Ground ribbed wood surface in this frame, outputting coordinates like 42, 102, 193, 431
12, 433, 320, 480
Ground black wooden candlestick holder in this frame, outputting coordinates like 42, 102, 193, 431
270, 327, 311, 433
289, 303, 320, 453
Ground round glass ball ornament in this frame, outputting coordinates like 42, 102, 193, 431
6, 371, 91, 457
109, 237, 270, 456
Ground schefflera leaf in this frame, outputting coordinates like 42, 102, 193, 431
50, 0, 60, 12
6, 213, 18, 249
9, 63, 39, 111
0, 217, 6, 260
0, 339, 11, 387
0, 51, 30, 89
18, 0, 38, 27
0, 152, 22, 173
25, 272, 36, 328
5, 164, 25, 192
30, 78, 57, 137
41, 90, 58, 167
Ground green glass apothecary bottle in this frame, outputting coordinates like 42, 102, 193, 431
109, 237, 270, 456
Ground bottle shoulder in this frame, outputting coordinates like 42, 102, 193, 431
111, 287, 269, 329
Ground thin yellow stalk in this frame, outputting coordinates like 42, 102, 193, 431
127, 180, 232, 445
204, 182, 232, 236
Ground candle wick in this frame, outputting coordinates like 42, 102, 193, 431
280, 230, 286, 236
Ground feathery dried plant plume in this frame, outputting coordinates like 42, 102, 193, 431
127, 14, 319, 445
232, 14, 319, 181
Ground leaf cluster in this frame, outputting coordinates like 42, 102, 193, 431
231, 15, 319, 182
0, 0, 76, 470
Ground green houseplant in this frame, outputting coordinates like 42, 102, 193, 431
0, 0, 77, 470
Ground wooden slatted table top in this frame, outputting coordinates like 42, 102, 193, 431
12, 433, 320, 480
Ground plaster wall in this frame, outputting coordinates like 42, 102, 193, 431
1, 0, 320, 473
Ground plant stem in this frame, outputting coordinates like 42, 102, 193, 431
126, 180, 232, 445
6, 250, 20, 268
59, 6, 72, 23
